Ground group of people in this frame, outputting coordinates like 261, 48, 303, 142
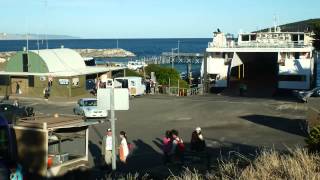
145, 79, 155, 94
162, 127, 206, 164
102, 129, 131, 168
101, 126, 206, 168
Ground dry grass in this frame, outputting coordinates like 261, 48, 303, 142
168, 148, 320, 180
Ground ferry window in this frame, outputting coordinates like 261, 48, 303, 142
242, 35, 250, 41
250, 35, 256, 41
294, 52, 300, 59
299, 34, 304, 41
292, 34, 299, 42
278, 75, 306, 81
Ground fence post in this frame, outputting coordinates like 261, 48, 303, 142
169, 78, 171, 95
177, 80, 180, 96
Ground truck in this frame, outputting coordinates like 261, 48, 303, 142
0, 114, 95, 178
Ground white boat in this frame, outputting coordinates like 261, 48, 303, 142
202, 26, 315, 92
127, 60, 147, 70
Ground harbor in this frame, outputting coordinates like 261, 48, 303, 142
0, 0, 320, 178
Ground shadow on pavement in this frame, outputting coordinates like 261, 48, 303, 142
21, 138, 263, 179
89, 140, 103, 168
240, 114, 308, 136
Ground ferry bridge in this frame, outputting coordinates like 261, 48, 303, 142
142, 52, 204, 65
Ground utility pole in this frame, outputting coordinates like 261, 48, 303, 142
171, 48, 174, 69
110, 87, 117, 170
171, 48, 178, 69
178, 40, 180, 60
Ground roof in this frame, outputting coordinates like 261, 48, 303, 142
16, 114, 98, 130
115, 76, 142, 80
1, 48, 125, 77
30, 48, 86, 73
80, 98, 97, 101
0, 66, 125, 77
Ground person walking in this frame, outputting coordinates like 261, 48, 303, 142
15, 82, 20, 94
102, 128, 113, 167
190, 127, 206, 152
119, 131, 129, 164
162, 130, 172, 164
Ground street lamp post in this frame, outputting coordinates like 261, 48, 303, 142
171, 48, 178, 69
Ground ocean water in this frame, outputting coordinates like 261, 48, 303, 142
0, 38, 209, 77
0, 38, 210, 56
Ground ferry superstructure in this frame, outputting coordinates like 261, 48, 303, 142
202, 27, 315, 94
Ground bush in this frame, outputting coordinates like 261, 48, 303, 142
125, 68, 143, 77
306, 125, 320, 152
145, 64, 188, 87
169, 148, 320, 180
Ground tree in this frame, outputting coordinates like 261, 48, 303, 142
144, 64, 188, 87
125, 69, 143, 77
313, 23, 320, 50
310, 22, 320, 50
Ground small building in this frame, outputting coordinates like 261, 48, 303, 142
0, 48, 124, 97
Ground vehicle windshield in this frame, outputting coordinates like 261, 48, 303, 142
84, 100, 97, 106
0, 127, 9, 159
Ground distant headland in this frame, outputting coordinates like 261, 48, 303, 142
0, 33, 78, 40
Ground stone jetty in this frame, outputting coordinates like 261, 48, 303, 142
75, 48, 135, 58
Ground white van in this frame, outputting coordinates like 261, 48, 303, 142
114, 76, 146, 96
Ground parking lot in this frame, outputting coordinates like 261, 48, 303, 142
18, 94, 308, 176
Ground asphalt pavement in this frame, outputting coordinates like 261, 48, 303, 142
15, 94, 308, 177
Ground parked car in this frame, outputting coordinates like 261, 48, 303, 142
0, 103, 34, 124
294, 87, 320, 102
73, 98, 107, 118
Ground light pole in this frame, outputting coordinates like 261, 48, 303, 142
171, 48, 178, 69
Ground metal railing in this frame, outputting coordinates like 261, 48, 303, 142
165, 86, 203, 96
208, 41, 312, 49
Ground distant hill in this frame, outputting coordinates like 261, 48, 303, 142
256, 18, 320, 32
0, 33, 79, 40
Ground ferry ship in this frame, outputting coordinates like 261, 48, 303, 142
202, 26, 317, 95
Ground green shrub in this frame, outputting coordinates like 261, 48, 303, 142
305, 125, 320, 152
125, 68, 143, 77
145, 64, 185, 86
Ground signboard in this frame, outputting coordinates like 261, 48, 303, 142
97, 88, 129, 110
58, 79, 69, 85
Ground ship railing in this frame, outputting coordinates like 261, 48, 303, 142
208, 41, 311, 48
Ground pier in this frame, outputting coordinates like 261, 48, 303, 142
143, 52, 204, 65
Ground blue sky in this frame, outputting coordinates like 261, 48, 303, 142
0, 0, 319, 38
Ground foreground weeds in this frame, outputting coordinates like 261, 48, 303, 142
168, 148, 320, 180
